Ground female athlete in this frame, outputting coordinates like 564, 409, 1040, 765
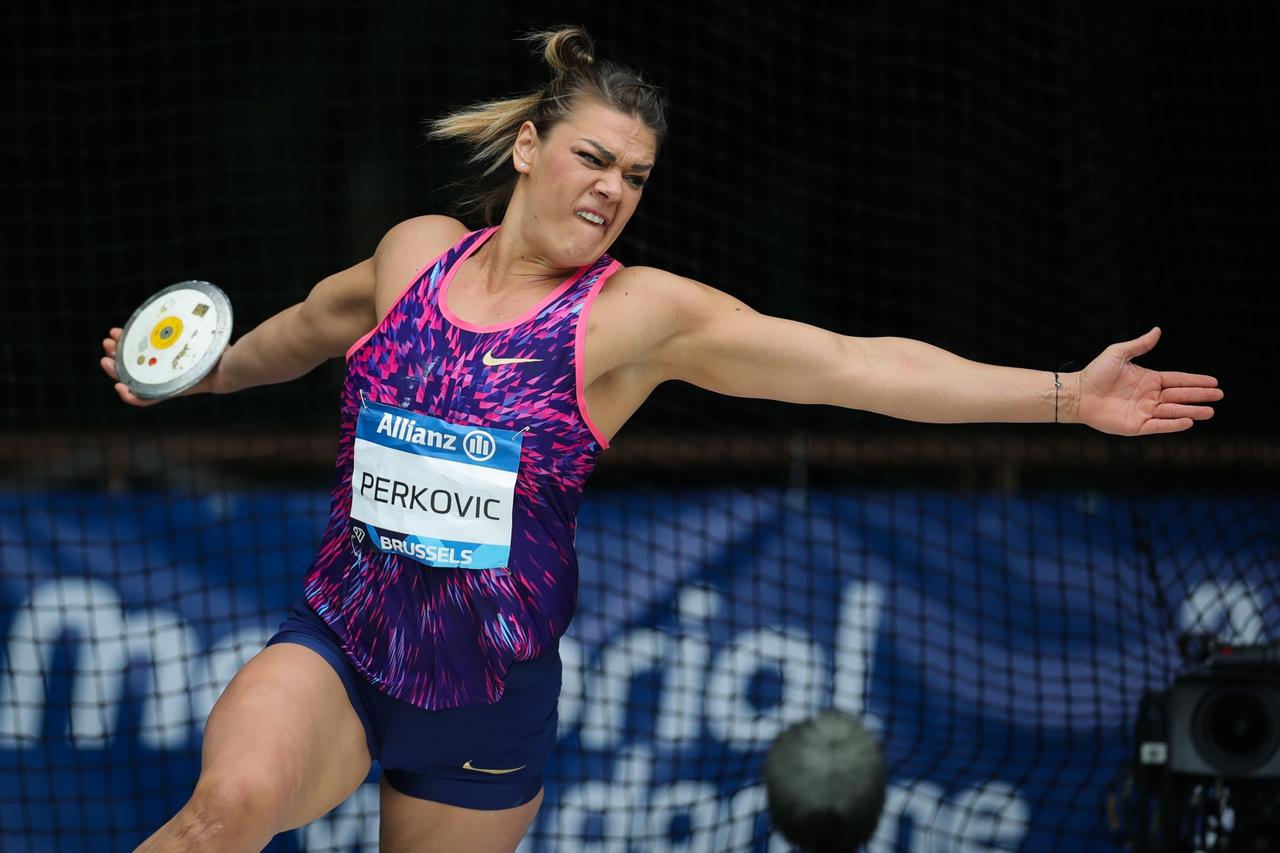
100, 25, 1221, 853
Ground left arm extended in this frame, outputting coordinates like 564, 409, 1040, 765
643, 270, 1222, 435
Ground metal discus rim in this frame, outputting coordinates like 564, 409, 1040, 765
115, 280, 233, 400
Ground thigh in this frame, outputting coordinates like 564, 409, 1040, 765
200, 641, 373, 830
374, 646, 561, 809
374, 648, 562, 850
379, 777, 543, 853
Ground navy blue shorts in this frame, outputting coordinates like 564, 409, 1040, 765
265, 598, 561, 811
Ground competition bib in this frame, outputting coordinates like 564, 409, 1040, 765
349, 397, 524, 570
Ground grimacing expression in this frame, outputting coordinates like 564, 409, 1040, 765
516, 100, 658, 265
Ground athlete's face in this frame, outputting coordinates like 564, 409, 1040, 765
513, 99, 657, 266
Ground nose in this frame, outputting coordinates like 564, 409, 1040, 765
593, 168, 622, 199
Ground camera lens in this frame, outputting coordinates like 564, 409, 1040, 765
1193, 687, 1280, 775
1210, 693, 1269, 754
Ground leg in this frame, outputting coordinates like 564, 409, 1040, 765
135, 643, 372, 851
378, 777, 544, 853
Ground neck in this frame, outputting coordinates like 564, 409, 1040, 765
473, 217, 573, 297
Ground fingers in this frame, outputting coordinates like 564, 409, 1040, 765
1140, 417, 1194, 436
100, 331, 130, 383
115, 383, 144, 406
102, 329, 121, 375
102, 327, 157, 406
114, 381, 156, 407
1153, 403, 1215, 421
1160, 371, 1220, 388
1161, 386, 1224, 404
101, 327, 121, 381
1138, 392, 1217, 435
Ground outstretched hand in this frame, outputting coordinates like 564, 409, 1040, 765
1074, 327, 1222, 436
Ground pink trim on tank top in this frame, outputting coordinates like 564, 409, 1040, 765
575, 260, 621, 451
439, 226, 592, 333
344, 236, 461, 361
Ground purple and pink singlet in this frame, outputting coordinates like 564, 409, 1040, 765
302, 225, 619, 711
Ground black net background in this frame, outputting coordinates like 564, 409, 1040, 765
2, 2, 1278, 851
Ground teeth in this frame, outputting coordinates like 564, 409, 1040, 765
576, 211, 605, 225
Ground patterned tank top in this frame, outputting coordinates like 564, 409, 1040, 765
303, 225, 619, 710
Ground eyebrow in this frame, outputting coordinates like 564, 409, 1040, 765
581, 138, 654, 172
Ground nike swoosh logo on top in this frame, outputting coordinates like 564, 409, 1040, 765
462, 760, 527, 775
483, 349, 544, 367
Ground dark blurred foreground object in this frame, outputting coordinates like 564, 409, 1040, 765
764, 709, 887, 852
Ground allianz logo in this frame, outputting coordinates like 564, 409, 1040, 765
373, 413, 497, 463
375, 412, 458, 451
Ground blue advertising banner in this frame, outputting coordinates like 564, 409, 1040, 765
0, 490, 1275, 851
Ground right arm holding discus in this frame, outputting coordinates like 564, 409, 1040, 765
100, 255, 374, 406
99, 216, 463, 405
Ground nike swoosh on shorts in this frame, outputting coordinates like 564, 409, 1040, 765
462, 760, 527, 775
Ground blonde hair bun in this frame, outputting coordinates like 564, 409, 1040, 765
523, 26, 597, 77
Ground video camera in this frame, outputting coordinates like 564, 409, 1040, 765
1126, 635, 1280, 851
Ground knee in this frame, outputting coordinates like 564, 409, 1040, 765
184, 769, 292, 842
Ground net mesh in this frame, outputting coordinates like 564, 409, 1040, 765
2, 2, 1278, 851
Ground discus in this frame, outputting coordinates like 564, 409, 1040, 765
114, 280, 232, 400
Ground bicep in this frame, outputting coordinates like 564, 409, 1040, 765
649, 275, 858, 405
295, 215, 464, 360
294, 256, 378, 359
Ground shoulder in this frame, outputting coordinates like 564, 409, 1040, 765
601, 265, 752, 332
606, 264, 685, 291
375, 215, 470, 268
594, 266, 685, 339
590, 265, 754, 377
604, 265, 723, 308
373, 215, 470, 291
